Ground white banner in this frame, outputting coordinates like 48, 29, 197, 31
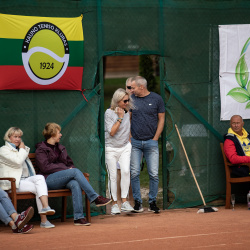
219, 24, 250, 120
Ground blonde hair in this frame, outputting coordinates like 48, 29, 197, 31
110, 88, 133, 112
43, 123, 61, 140
4, 127, 23, 142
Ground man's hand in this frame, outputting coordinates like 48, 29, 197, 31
153, 112, 165, 141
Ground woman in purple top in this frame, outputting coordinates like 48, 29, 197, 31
35, 122, 111, 226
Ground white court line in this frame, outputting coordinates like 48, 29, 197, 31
85, 230, 245, 247
191, 243, 243, 249
192, 244, 227, 248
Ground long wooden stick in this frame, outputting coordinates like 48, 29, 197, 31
175, 124, 206, 206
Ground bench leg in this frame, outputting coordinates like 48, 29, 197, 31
62, 196, 67, 222
85, 195, 91, 223
9, 182, 17, 211
225, 181, 231, 209
9, 194, 17, 211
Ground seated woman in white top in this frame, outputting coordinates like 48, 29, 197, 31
0, 127, 55, 228
105, 88, 134, 215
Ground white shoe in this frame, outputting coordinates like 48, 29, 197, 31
111, 204, 121, 215
39, 206, 56, 215
121, 201, 134, 212
40, 220, 55, 228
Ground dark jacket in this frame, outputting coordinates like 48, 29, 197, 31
224, 133, 250, 157
35, 141, 75, 179
224, 132, 250, 177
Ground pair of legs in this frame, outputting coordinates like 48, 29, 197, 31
0, 188, 18, 227
130, 138, 159, 204
106, 143, 131, 205
0, 188, 33, 233
17, 175, 52, 223
46, 168, 99, 221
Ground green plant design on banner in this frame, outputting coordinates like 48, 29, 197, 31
227, 37, 250, 109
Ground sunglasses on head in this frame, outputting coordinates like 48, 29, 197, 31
126, 86, 132, 90
123, 99, 130, 104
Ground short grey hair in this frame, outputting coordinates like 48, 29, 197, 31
131, 76, 147, 88
230, 115, 243, 122
4, 127, 23, 142
126, 77, 133, 86
110, 88, 133, 111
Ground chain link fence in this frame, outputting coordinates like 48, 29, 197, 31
1, 1, 250, 218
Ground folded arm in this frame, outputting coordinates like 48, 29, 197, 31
35, 148, 69, 174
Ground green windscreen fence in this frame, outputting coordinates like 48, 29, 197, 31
1, 0, 250, 217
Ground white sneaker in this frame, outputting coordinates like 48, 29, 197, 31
111, 204, 121, 215
40, 220, 55, 228
121, 201, 134, 212
39, 206, 56, 216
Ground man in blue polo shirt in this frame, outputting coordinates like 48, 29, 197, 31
130, 76, 165, 213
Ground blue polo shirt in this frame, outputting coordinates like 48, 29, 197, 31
131, 92, 165, 141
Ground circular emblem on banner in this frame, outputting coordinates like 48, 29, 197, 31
22, 22, 69, 85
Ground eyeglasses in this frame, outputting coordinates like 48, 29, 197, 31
123, 99, 130, 104
126, 86, 132, 90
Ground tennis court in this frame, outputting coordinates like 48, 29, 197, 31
1, 205, 250, 249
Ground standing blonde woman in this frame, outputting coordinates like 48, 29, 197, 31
0, 127, 55, 228
105, 88, 134, 214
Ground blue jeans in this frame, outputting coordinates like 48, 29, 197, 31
130, 138, 159, 204
0, 188, 16, 225
46, 168, 99, 220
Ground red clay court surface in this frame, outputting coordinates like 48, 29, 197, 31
1, 206, 250, 249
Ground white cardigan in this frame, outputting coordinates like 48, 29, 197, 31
0, 141, 35, 190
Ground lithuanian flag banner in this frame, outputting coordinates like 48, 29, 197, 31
0, 14, 83, 90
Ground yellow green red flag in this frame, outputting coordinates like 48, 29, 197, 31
0, 14, 84, 90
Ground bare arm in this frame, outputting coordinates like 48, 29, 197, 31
153, 112, 165, 141
110, 121, 122, 136
110, 108, 124, 136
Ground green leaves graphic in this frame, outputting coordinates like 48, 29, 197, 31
235, 54, 249, 88
240, 37, 250, 55
246, 102, 250, 109
227, 38, 250, 109
227, 87, 250, 103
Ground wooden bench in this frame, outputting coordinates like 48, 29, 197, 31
0, 153, 91, 222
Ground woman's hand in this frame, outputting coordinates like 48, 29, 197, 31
19, 141, 25, 149
115, 107, 125, 119
109, 107, 125, 136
